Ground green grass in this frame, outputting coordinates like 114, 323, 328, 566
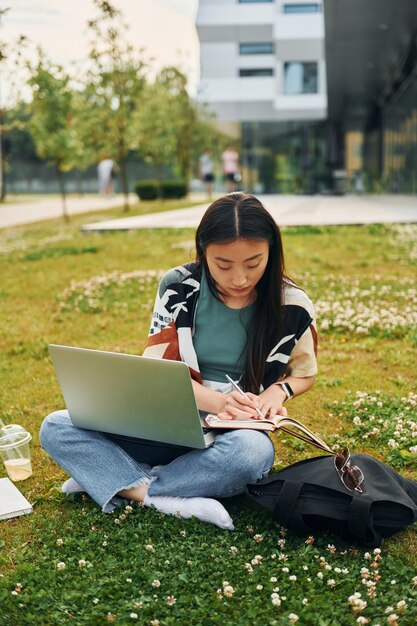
0, 209, 416, 625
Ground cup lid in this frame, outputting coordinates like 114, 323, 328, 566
0, 424, 32, 450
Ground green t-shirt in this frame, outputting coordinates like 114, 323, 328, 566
193, 271, 254, 383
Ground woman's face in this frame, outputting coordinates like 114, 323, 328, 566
205, 238, 270, 306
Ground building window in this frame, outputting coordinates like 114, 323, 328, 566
239, 43, 275, 55
239, 68, 274, 77
284, 62, 318, 93
283, 3, 321, 13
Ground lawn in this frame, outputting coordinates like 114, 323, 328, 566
0, 204, 416, 625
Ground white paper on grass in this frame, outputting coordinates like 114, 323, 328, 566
0, 477, 33, 520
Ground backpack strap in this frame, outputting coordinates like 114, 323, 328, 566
349, 496, 373, 541
273, 480, 310, 533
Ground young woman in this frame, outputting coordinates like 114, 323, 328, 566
40, 193, 317, 530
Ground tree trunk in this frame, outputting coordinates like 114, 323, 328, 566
0, 157, 6, 202
119, 155, 129, 211
56, 166, 69, 222
0, 122, 5, 202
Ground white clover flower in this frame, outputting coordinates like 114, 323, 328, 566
385, 607, 394, 614
256, 584, 263, 591
78, 560, 87, 568
356, 617, 368, 624
289, 575, 297, 582
251, 555, 263, 565
271, 594, 281, 607
93, 598, 99, 604
302, 598, 308, 605
145, 544, 154, 552
56, 538, 64, 546
348, 593, 367, 613
130, 613, 138, 620
126, 578, 132, 583
317, 572, 324, 580
282, 567, 289, 573
56, 562, 66, 570
166, 596, 176, 606
223, 584, 235, 598
229, 546, 238, 554
270, 577, 277, 583
396, 600, 407, 611
387, 615, 399, 625
152, 580, 161, 588
388, 439, 399, 449
353, 417, 362, 426
288, 613, 299, 624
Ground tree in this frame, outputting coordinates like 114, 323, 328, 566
156, 67, 196, 181
78, 0, 147, 210
135, 66, 227, 188
0, 7, 28, 201
134, 78, 179, 189
27, 53, 76, 220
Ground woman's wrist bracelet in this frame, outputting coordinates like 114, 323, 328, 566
274, 381, 295, 402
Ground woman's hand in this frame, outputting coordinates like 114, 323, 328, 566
257, 385, 288, 419
217, 390, 262, 421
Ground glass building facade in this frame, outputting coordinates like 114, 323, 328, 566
365, 70, 417, 194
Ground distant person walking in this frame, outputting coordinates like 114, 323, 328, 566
199, 149, 215, 199
222, 145, 240, 192
97, 158, 115, 197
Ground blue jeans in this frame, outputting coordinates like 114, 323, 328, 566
39, 410, 275, 513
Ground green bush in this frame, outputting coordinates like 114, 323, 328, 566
134, 180, 187, 200
161, 180, 188, 199
134, 180, 159, 200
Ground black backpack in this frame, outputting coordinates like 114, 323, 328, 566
246, 453, 417, 547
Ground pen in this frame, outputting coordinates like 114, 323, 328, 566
225, 374, 265, 419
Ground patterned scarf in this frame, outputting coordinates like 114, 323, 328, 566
143, 263, 317, 389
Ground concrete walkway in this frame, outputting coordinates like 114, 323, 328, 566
1, 193, 416, 231
81, 194, 417, 231
0, 194, 137, 229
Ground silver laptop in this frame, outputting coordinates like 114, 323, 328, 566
48, 344, 215, 449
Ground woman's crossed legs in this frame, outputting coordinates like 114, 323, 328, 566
40, 410, 275, 529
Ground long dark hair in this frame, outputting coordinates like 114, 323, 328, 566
195, 192, 285, 393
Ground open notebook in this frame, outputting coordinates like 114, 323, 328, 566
205, 413, 334, 454
0, 477, 33, 520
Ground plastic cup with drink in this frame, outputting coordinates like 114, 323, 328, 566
0, 418, 33, 481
